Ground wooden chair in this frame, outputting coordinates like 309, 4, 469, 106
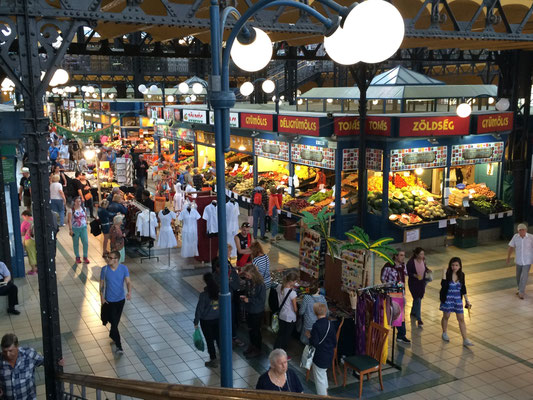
343, 321, 389, 399
306, 318, 345, 385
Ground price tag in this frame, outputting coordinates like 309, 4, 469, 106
479, 183, 486, 187
438, 220, 447, 229
489, 214, 495, 220
225, 189, 230, 196
233, 192, 238, 198
507, 210, 513, 217
287, 212, 292, 218
444, 198, 449, 206
450, 218, 456, 225
214, 186, 217, 192
341, 198, 347, 205
288, 177, 293, 187
498, 212, 504, 218
329, 201, 335, 207
469, 189, 476, 194
320, 188, 327, 193
319, 184, 325, 190
310, 200, 315, 205
427, 196, 434, 202
232, 164, 239, 172
278, 209, 281, 215
404, 228, 420, 243
463, 199, 470, 207
444, 188, 451, 196
249, 166, 253, 174
246, 197, 251, 203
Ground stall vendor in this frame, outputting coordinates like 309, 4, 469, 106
311, 168, 327, 187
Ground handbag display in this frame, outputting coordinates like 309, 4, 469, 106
271, 288, 292, 333
300, 321, 331, 370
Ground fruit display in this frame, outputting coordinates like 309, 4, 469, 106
471, 196, 511, 214
414, 199, 447, 220
285, 199, 309, 213
282, 193, 295, 205
308, 190, 333, 203
466, 183, 496, 198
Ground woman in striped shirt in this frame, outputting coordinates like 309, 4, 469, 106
251, 242, 271, 289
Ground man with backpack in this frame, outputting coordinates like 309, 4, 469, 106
251, 180, 268, 240
48, 141, 60, 167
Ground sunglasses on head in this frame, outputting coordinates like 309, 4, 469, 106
242, 223, 250, 228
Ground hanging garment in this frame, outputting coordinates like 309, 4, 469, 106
173, 184, 185, 212
202, 203, 219, 234
226, 201, 240, 257
157, 210, 178, 248
355, 293, 367, 355
381, 298, 389, 364
136, 210, 157, 239
178, 208, 201, 257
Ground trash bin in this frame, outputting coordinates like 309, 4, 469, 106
453, 216, 479, 248
281, 217, 297, 241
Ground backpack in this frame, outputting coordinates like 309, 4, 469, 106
253, 191, 263, 206
49, 146, 59, 160
178, 173, 185, 185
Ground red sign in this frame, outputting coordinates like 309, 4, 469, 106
399, 116, 470, 137
477, 112, 513, 134
278, 115, 320, 136
334, 116, 391, 136
240, 113, 274, 131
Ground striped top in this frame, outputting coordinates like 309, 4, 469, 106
253, 254, 272, 289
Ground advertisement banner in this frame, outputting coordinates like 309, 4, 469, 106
240, 112, 274, 131
182, 109, 207, 124
399, 115, 470, 137
209, 111, 239, 127
278, 115, 320, 136
476, 112, 513, 134
334, 116, 391, 136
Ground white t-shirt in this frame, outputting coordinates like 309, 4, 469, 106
50, 182, 63, 200
509, 233, 533, 265
278, 287, 297, 323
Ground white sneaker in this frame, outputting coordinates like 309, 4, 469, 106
442, 332, 450, 342
463, 339, 474, 347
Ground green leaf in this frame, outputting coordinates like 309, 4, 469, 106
345, 232, 370, 250
370, 237, 394, 248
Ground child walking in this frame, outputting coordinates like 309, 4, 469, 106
440, 257, 473, 347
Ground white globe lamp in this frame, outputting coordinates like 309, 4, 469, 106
87, 86, 95, 93
138, 84, 147, 94
456, 103, 472, 118
324, 25, 360, 65
192, 83, 204, 94
230, 27, 273, 72
262, 79, 275, 94
344, 0, 405, 64
190, 94, 197, 102
108, 93, 115, 99
149, 84, 158, 93
178, 82, 189, 94
495, 98, 510, 111
239, 82, 254, 96
327, 98, 333, 104
167, 95, 175, 102
81, 85, 88, 92
185, 96, 192, 104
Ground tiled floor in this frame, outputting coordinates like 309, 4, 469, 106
3, 218, 533, 399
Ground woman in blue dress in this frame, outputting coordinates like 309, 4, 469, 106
440, 257, 473, 347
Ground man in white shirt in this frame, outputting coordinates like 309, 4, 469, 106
507, 223, 533, 299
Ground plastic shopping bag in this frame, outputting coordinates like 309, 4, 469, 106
193, 327, 205, 352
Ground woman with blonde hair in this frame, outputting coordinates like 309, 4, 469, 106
240, 264, 266, 358
110, 214, 125, 263
49, 173, 66, 226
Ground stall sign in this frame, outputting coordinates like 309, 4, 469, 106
164, 108, 174, 121
291, 143, 335, 169
390, 146, 447, 171
255, 138, 289, 161
230, 135, 253, 152
197, 131, 216, 146
182, 109, 207, 124
476, 112, 513, 134
334, 116, 391, 136
240, 112, 274, 131
399, 115, 469, 136
1, 157, 15, 183
174, 109, 181, 121
342, 148, 383, 171
175, 128, 195, 143
451, 142, 504, 166
209, 111, 239, 127
278, 115, 320, 136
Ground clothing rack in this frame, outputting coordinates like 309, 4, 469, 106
357, 282, 404, 371
131, 200, 159, 263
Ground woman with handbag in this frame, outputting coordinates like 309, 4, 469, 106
406, 247, 431, 327
240, 264, 266, 359
194, 273, 220, 368
96, 199, 113, 255
67, 196, 90, 264
273, 271, 299, 356
440, 257, 473, 347
77, 173, 94, 219
20, 210, 38, 275
309, 302, 337, 396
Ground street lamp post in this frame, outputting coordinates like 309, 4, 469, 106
209, 0, 404, 388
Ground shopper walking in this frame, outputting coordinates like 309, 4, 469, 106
256, 349, 303, 393
134, 154, 149, 188
110, 214, 126, 263
194, 273, 220, 368
274, 271, 299, 354
251, 241, 272, 289
406, 247, 429, 327
67, 197, 89, 264
440, 257, 473, 347
18, 167, 31, 211
241, 264, 266, 359
20, 211, 37, 275
96, 199, 113, 255
381, 249, 410, 343
251, 180, 268, 240
309, 302, 337, 396
77, 172, 94, 219
299, 282, 328, 345
507, 223, 533, 299
49, 174, 66, 227
268, 186, 282, 242
100, 251, 131, 354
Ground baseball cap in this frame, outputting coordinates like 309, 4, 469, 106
21, 167, 29, 173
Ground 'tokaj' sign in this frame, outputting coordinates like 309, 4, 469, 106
399, 115, 470, 137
